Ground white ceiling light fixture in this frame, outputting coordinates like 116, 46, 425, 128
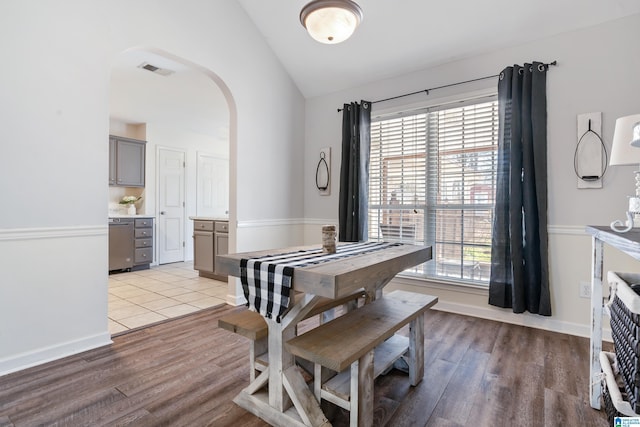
137, 62, 175, 77
300, 0, 363, 44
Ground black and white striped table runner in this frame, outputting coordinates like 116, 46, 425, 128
240, 241, 401, 322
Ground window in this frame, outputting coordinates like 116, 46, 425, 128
368, 95, 498, 285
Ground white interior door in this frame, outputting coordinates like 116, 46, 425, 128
158, 148, 185, 264
197, 152, 229, 218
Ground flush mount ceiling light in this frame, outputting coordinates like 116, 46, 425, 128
137, 62, 174, 77
300, 0, 363, 44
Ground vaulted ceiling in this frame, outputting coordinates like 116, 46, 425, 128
109, 0, 640, 136
239, 0, 640, 98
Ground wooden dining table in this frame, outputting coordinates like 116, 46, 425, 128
216, 242, 432, 427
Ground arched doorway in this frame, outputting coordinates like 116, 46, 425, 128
107, 47, 237, 334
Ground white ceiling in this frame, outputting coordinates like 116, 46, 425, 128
109, 50, 229, 137
109, 1, 640, 134
238, 0, 640, 98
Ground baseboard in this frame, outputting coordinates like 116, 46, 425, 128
0, 332, 112, 378
226, 293, 247, 307
431, 299, 612, 341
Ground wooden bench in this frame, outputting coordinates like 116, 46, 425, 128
285, 290, 438, 427
218, 289, 366, 381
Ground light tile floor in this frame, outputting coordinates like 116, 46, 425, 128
108, 261, 228, 335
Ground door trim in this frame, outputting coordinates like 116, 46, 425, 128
155, 145, 187, 264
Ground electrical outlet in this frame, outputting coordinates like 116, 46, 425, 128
580, 281, 591, 298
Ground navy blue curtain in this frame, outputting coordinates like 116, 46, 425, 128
489, 62, 551, 316
339, 101, 371, 242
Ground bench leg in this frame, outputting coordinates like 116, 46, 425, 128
314, 363, 322, 402
408, 313, 425, 386
350, 350, 374, 427
250, 336, 268, 382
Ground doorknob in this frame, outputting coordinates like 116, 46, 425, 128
160, 211, 166, 215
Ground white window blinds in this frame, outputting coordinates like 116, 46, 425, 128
368, 96, 498, 284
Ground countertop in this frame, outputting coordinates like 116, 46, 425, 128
189, 216, 229, 221
109, 215, 155, 219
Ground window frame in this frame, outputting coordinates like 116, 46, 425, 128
368, 89, 499, 288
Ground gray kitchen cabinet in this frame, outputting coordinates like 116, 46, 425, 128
133, 217, 153, 269
109, 135, 146, 187
193, 220, 214, 273
214, 221, 229, 274
108, 216, 153, 272
109, 138, 117, 185
192, 219, 228, 281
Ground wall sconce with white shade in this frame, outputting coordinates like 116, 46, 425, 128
630, 120, 640, 147
609, 114, 640, 232
300, 0, 363, 44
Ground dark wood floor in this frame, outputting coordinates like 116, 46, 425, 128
0, 304, 611, 427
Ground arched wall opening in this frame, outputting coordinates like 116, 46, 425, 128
108, 47, 238, 331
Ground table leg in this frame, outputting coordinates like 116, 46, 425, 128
267, 318, 295, 411
264, 294, 323, 413
590, 236, 603, 409
366, 275, 395, 303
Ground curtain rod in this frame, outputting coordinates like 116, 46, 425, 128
337, 60, 557, 112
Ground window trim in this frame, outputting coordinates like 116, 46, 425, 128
390, 274, 490, 295
369, 88, 499, 288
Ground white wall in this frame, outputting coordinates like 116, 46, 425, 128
303, 13, 640, 337
0, 0, 305, 375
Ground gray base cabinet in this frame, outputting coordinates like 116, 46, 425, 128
214, 222, 229, 274
193, 219, 228, 281
133, 218, 153, 270
109, 217, 153, 272
194, 220, 214, 272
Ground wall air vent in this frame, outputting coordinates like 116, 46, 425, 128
137, 62, 175, 76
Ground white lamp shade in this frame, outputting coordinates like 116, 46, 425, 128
631, 121, 640, 147
300, 0, 363, 44
610, 114, 640, 165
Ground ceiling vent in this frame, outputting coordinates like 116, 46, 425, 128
137, 62, 175, 77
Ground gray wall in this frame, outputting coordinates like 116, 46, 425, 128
302, 13, 640, 336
